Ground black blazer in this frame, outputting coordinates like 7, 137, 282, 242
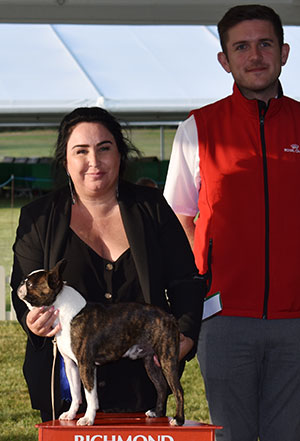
11, 180, 204, 414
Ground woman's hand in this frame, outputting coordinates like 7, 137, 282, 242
179, 333, 194, 361
153, 333, 194, 367
26, 306, 61, 337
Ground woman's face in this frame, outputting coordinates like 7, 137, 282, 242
65, 122, 121, 200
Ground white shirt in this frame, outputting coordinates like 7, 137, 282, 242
163, 114, 200, 216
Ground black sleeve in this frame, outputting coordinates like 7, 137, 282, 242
156, 192, 206, 358
10, 205, 47, 349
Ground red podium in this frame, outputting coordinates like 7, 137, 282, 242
36, 413, 222, 441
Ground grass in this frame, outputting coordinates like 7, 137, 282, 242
0, 129, 56, 159
167, 357, 209, 423
0, 129, 209, 440
0, 321, 41, 441
0, 127, 176, 160
0, 198, 28, 311
0, 198, 26, 278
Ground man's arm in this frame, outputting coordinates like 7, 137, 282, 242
176, 214, 196, 250
164, 116, 200, 219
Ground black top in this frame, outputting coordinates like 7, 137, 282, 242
65, 229, 144, 304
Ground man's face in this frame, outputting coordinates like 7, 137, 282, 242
218, 19, 289, 102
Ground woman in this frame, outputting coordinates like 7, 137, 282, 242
11, 107, 204, 422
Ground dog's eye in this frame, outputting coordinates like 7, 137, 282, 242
26, 281, 33, 289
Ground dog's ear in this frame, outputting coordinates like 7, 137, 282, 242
55, 259, 67, 275
48, 259, 67, 290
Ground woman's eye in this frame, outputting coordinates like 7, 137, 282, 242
99, 146, 110, 152
76, 149, 88, 155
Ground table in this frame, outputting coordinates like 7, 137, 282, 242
36, 413, 222, 441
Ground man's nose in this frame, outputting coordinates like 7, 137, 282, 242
249, 44, 263, 61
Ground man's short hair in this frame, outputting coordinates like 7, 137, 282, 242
218, 4, 284, 56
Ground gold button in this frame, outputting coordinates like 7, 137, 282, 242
105, 263, 113, 271
104, 292, 112, 299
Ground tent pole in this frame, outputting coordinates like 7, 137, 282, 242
160, 126, 165, 160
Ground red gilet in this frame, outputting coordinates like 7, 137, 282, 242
191, 83, 300, 319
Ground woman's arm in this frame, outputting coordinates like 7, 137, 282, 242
11, 204, 60, 343
157, 193, 206, 359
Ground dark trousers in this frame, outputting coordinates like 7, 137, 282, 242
197, 316, 300, 441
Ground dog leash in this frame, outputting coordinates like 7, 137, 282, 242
51, 337, 58, 420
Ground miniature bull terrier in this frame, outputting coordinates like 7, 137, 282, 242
18, 259, 184, 426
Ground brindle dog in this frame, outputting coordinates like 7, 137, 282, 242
18, 259, 184, 426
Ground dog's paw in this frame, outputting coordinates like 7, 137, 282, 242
145, 409, 157, 418
169, 417, 184, 426
59, 410, 76, 421
77, 415, 94, 426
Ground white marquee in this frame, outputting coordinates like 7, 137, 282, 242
0, 23, 299, 125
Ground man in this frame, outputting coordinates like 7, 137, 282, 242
164, 4, 300, 441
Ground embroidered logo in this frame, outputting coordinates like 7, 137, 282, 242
284, 144, 300, 153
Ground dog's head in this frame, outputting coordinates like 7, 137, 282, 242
17, 259, 67, 309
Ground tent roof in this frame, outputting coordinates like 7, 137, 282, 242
0, 24, 300, 125
0, 1, 299, 26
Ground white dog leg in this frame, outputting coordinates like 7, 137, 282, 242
59, 357, 82, 421
77, 369, 99, 426
145, 410, 158, 418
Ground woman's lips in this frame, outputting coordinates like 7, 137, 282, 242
86, 170, 105, 178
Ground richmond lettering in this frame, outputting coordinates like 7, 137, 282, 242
74, 435, 175, 441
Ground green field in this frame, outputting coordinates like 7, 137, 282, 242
0, 127, 176, 160
0, 129, 210, 441
0, 199, 25, 280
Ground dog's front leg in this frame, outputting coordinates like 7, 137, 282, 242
59, 356, 82, 421
77, 366, 99, 426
